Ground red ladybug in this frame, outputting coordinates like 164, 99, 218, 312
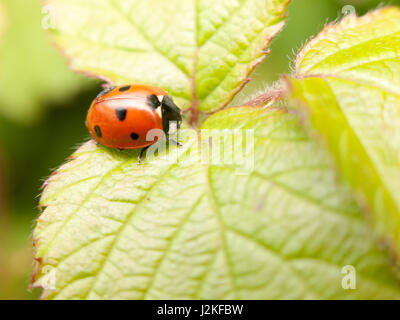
86, 84, 182, 159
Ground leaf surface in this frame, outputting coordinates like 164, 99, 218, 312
33, 107, 400, 299
288, 7, 400, 259
45, 0, 290, 112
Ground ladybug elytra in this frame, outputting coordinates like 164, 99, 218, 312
86, 84, 182, 159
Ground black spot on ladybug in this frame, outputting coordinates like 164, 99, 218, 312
130, 132, 139, 140
119, 85, 131, 92
115, 107, 127, 121
96, 86, 116, 100
146, 94, 161, 109
94, 125, 102, 138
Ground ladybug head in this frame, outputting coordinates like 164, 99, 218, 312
161, 95, 182, 134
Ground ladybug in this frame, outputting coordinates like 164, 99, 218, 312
86, 84, 182, 160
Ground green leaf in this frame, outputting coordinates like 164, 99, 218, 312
33, 107, 400, 299
45, 0, 289, 113
0, 4, 5, 41
0, 0, 92, 123
288, 7, 400, 260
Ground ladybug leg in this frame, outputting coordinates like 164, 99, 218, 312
138, 146, 149, 163
169, 138, 182, 147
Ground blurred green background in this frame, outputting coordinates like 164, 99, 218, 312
0, 0, 399, 299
